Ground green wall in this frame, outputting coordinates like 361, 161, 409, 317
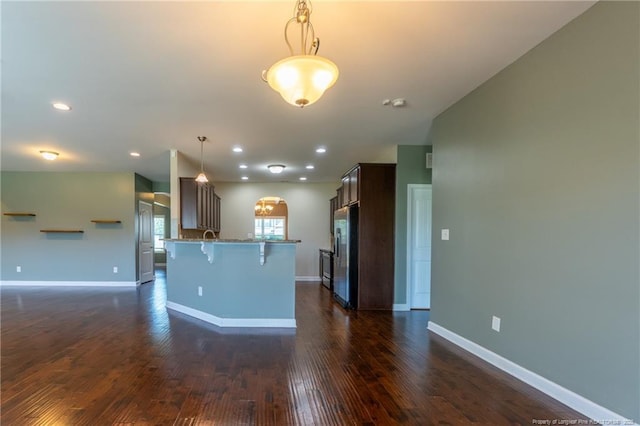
430, 2, 639, 420
1, 172, 137, 283
394, 145, 432, 305
167, 242, 295, 320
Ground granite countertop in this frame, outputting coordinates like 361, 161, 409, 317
164, 238, 301, 243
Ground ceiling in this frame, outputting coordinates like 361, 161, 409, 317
1, 1, 596, 183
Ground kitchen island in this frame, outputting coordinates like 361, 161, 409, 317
164, 239, 300, 328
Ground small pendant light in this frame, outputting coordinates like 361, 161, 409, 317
195, 136, 208, 183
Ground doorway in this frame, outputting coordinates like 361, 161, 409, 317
138, 200, 154, 284
406, 184, 432, 309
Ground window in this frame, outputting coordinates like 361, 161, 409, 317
154, 215, 165, 252
254, 196, 288, 240
255, 217, 286, 240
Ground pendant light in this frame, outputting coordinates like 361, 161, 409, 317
262, 0, 339, 108
195, 136, 208, 183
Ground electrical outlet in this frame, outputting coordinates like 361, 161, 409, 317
16, 265, 21, 273
198, 286, 203, 296
113, 266, 118, 273
492, 316, 501, 332
441, 229, 450, 241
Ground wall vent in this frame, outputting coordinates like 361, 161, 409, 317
426, 153, 433, 169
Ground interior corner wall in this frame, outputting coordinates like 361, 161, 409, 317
430, 1, 639, 420
213, 182, 337, 278
394, 145, 432, 304
0, 172, 137, 283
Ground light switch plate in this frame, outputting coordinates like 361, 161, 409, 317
441, 229, 450, 241
492, 316, 501, 332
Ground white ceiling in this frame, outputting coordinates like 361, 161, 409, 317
1, 1, 596, 183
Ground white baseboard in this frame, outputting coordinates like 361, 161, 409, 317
393, 303, 410, 311
427, 321, 637, 425
166, 301, 297, 328
295, 276, 321, 282
0, 280, 138, 287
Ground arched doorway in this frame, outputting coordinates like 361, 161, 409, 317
254, 197, 288, 240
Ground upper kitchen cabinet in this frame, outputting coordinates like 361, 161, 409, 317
180, 177, 221, 233
339, 165, 360, 207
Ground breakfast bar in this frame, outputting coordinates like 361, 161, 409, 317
164, 239, 299, 328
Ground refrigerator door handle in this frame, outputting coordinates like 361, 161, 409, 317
334, 230, 340, 258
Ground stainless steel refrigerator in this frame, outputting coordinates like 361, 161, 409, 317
333, 206, 358, 309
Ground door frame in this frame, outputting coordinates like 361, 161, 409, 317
405, 183, 432, 309
138, 200, 155, 284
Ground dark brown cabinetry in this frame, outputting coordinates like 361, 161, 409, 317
337, 165, 360, 207
180, 177, 221, 232
331, 163, 395, 310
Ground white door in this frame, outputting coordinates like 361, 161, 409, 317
138, 201, 154, 284
407, 184, 432, 309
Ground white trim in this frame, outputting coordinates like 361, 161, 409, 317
0, 280, 138, 287
295, 276, 321, 282
427, 321, 638, 425
393, 303, 410, 311
166, 301, 297, 328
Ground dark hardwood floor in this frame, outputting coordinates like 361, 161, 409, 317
1, 270, 582, 425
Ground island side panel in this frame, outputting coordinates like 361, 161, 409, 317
166, 242, 296, 321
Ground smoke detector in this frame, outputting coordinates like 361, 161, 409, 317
382, 98, 407, 107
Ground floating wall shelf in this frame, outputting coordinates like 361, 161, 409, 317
4, 213, 36, 217
91, 220, 122, 224
40, 229, 84, 233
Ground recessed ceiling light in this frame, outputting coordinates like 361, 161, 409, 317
305, 164, 314, 169
239, 164, 248, 169
130, 152, 141, 157
299, 177, 307, 181
241, 176, 249, 180
233, 147, 243, 153
268, 164, 285, 174
52, 102, 71, 111
40, 150, 59, 161
315, 147, 326, 154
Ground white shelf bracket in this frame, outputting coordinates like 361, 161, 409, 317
259, 242, 266, 266
201, 242, 215, 264
165, 241, 176, 260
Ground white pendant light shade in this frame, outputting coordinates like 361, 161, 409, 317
195, 172, 208, 183
263, 0, 338, 108
265, 55, 339, 108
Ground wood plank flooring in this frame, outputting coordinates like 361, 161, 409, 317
1, 269, 584, 425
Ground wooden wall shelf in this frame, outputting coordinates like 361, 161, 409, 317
40, 229, 84, 233
4, 213, 36, 217
91, 220, 122, 224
